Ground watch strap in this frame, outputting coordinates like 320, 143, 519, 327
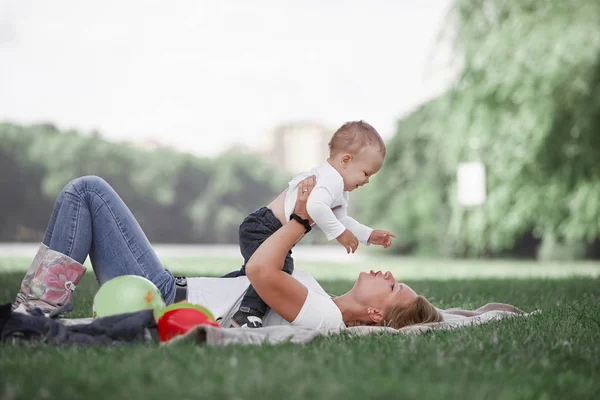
289, 213, 312, 234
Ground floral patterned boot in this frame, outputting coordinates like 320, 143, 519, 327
12, 244, 87, 316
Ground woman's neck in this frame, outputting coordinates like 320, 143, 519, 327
332, 293, 368, 325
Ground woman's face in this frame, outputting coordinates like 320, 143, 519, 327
353, 270, 418, 313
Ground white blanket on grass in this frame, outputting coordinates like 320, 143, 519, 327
60, 303, 536, 346
163, 302, 538, 346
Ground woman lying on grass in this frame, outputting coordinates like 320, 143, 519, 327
12, 175, 442, 330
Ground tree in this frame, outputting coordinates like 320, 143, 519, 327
359, 0, 600, 258
0, 123, 289, 244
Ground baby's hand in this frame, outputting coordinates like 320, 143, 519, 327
368, 230, 396, 248
336, 229, 359, 254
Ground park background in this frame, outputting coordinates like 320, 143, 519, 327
1, 1, 599, 399
2, 0, 599, 263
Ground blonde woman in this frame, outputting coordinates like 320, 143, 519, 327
12, 175, 442, 330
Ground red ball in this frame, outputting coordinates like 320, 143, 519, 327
157, 308, 220, 342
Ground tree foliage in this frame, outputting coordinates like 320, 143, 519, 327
0, 123, 290, 244
359, 0, 600, 258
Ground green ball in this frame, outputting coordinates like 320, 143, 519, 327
93, 275, 166, 319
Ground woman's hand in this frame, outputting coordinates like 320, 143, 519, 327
293, 175, 316, 224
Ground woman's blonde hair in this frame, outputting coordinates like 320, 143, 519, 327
378, 295, 443, 329
346, 295, 442, 329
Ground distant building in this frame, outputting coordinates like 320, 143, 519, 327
261, 122, 332, 173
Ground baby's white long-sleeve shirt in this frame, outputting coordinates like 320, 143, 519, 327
283, 161, 373, 244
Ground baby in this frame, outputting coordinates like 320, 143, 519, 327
226, 120, 395, 328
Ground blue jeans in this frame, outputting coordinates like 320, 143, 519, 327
42, 176, 176, 304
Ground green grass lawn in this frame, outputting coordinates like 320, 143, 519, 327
1, 257, 599, 399
3, 254, 600, 280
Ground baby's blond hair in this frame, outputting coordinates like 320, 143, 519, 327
328, 121, 386, 158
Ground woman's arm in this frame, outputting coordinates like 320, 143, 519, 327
245, 176, 316, 323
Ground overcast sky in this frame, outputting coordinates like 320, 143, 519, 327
0, 0, 455, 156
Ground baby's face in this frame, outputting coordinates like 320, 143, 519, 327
340, 146, 384, 191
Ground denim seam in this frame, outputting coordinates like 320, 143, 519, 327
89, 195, 106, 220
66, 194, 81, 258
92, 188, 146, 275
74, 186, 148, 279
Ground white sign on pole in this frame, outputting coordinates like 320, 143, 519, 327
457, 162, 486, 206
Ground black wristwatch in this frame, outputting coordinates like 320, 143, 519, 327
289, 213, 312, 234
